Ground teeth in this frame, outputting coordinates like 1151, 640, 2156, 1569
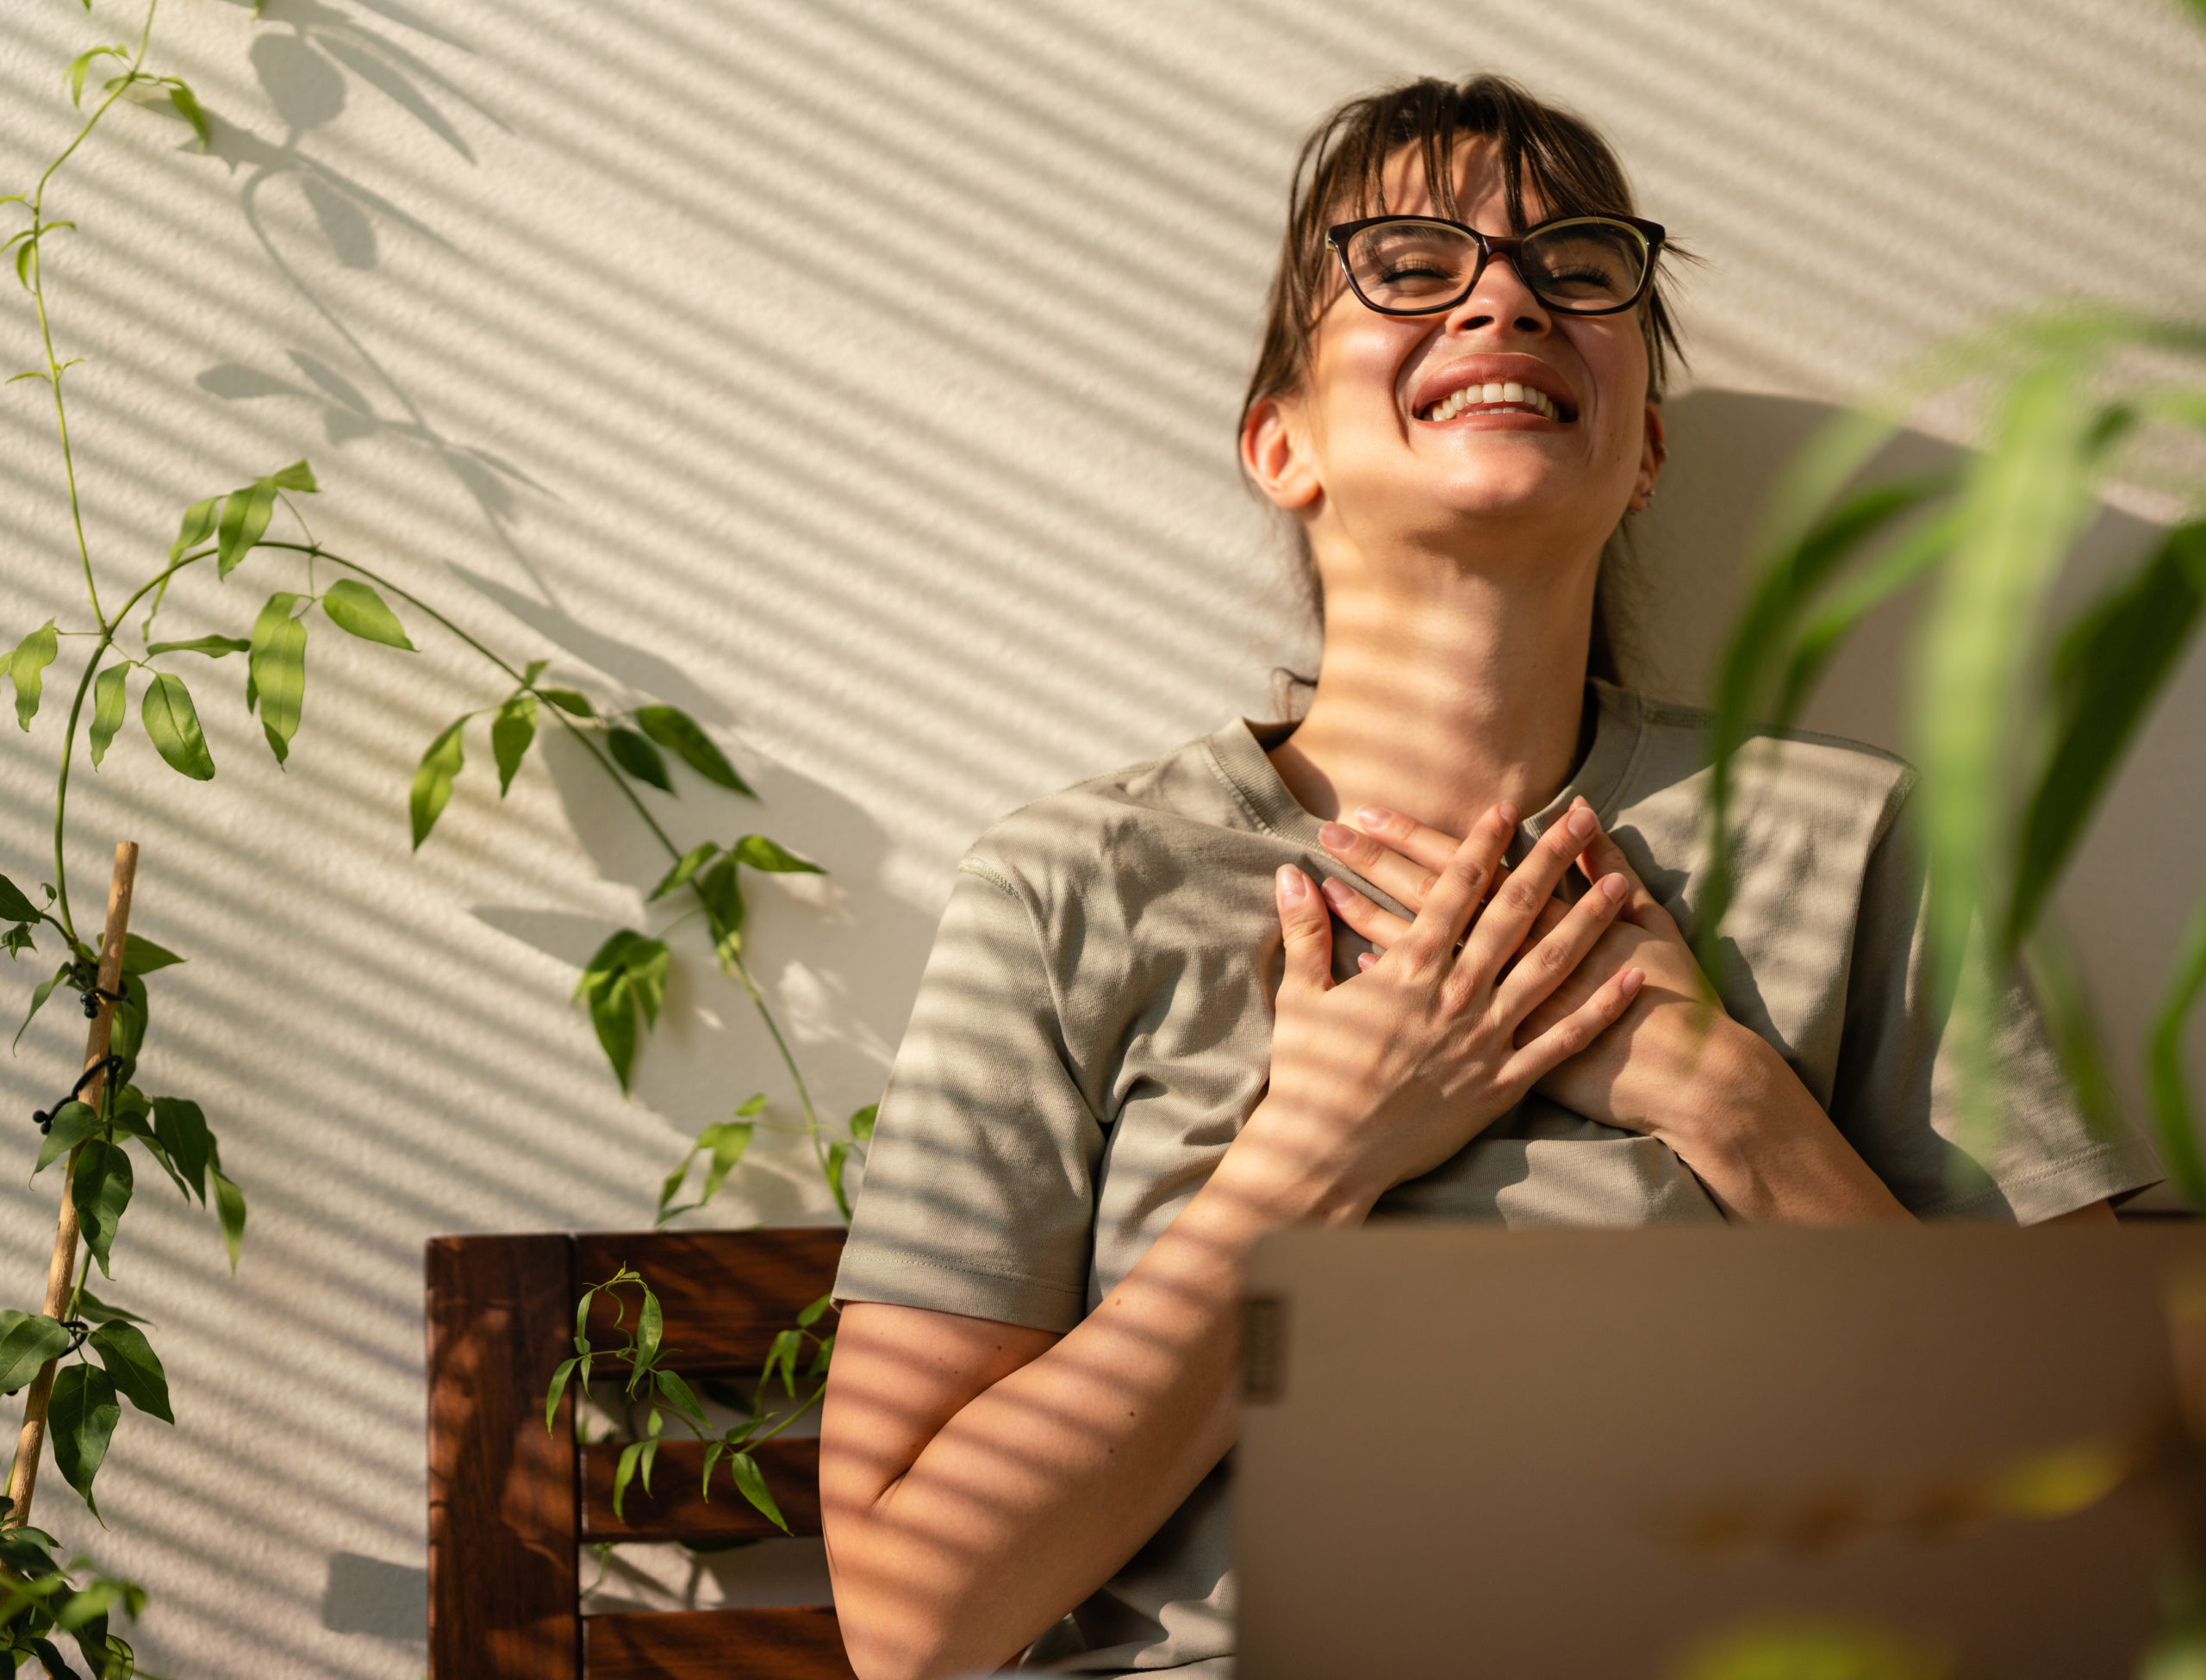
1422, 383, 1565, 422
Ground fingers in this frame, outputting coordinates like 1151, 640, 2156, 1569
1573, 813, 1647, 899
1492, 870, 1630, 1024
1397, 803, 1517, 968
1460, 803, 1598, 974
1318, 812, 1455, 912
1275, 866, 1335, 997
1320, 874, 1411, 951
1510, 966, 1646, 1083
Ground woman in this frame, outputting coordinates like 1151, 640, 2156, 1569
816, 75, 2158, 1680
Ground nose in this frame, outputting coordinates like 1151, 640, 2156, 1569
1443, 246, 1553, 339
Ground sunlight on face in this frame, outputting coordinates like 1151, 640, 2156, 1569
1288, 136, 1658, 571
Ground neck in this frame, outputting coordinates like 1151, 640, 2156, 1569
1268, 543, 1598, 837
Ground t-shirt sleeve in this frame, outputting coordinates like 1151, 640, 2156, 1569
832, 859, 1103, 1334
1829, 792, 2163, 1221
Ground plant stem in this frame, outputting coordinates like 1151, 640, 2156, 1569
24, 0, 161, 637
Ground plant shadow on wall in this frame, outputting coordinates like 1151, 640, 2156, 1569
2, 2, 896, 1666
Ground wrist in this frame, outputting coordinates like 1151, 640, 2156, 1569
1211, 1098, 1380, 1233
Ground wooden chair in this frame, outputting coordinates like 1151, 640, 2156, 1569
426, 1228, 857, 1679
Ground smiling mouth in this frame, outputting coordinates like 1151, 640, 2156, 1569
1417, 382, 1573, 424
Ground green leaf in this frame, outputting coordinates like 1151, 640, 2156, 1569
736, 1092, 768, 1117
539, 688, 594, 718
575, 930, 668, 1092
795, 1292, 832, 1328
695, 1121, 752, 1207
72, 1142, 134, 1279
168, 496, 219, 563
209, 1161, 246, 1271
246, 592, 308, 764
726, 1451, 788, 1534
140, 672, 215, 780
65, 45, 125, 107
88, 663, 128, 768
732, 835, 823, 874
1774, 508, 1960, 727
579, 961, 638, 1093
0, 1311, 72, 1396
634, 706, 751, 795
653, 1367, 707, 1428
848, 1103, 877, 1142
165, 79, 210, 148
150, 1097, 210, 1203
73, 1289, 149, 1328
121, 935, 184, 976
637, 1290, 664, 1372
825, 1140, 851, 1221
409, 717, 467, 849
646, 841, 720, 902
612, 1440, 645, 1523
215, 479, 277, 576
18, 960, 74, 1048
34, 1100, 102, 1178
106, 974, 146, 1065
626, 939, 670, 1029
10, 619, 57, 730
2007, 522, 2206, 951
144, 634, 247, 659
491, 693, 536, 796
545, 1356, 577, 1433
320, 578, 415, 650
269, 458, 317, 493
0, 870, 41, 924
695, 858, 745, 961
608, 727, 672, 792
88, 1323, 171, 1424
49, 1365, 120, 1519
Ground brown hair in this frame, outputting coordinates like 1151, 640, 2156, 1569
1246, 74, 1690, 688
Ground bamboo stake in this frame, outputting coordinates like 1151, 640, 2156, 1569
4, 840, 137, 1532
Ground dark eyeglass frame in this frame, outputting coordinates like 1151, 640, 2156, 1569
1324, 212, 1668, 319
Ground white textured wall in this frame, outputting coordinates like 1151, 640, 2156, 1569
3, 1, 2203, 1673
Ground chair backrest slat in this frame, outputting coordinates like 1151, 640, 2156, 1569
583, 1607, 855, 1679
574, 1229, 846, 1372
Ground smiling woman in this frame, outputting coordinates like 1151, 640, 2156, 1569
813, 74, 2161, 1680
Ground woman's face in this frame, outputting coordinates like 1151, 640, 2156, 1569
1248, 137, 1661, 568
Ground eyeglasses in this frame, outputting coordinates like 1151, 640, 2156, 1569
1324, 213, 1667, 318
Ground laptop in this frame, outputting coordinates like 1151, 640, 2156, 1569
1237, 1224, 2206, 1678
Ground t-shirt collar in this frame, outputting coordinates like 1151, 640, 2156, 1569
1206, 678, 1646, 854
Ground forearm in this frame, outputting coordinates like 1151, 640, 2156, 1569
1652, 1024, 1910, 1224
824, 1114, 1353, 1680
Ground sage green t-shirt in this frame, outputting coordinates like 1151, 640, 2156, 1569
833, 681, 2161, 1677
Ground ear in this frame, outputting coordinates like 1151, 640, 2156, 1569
1630, 401, 1667, 513
1243, 391, 1322, 512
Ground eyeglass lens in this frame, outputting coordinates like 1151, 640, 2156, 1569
1342, 218, 1648, 314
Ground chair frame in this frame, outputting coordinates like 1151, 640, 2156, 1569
425, 1227, 854, 1679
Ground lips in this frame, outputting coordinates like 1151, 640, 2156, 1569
1410, 358, 1577, 425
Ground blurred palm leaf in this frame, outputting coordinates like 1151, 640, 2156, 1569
1704, 304, 2206, 1203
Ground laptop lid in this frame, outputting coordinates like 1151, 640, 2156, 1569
1237, 1224, 2206, 1679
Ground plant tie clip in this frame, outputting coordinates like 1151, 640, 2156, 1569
72, 957, 125, 1019
31, 1055, 122, 1135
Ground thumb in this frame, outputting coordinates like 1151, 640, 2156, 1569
1573, 812, 1647, 899
1275, 866, 1335, 996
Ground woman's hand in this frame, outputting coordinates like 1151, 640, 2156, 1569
1235, 800, 1644, 1221
1313, 800, 1913, 1224
1317, 798, 1725, 1139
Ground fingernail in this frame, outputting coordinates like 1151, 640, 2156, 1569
1357, 952, 1377, 972
1276, 865, 1306, 903
1600, 873, 1627, 902
1495, 800, 1519, 828
1567, 807, 1596, 840
1319, 822, 1357, 851
1355, 805, 1393, 829
1620, 968, 1644, 999
1320, 876, 1354, 906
